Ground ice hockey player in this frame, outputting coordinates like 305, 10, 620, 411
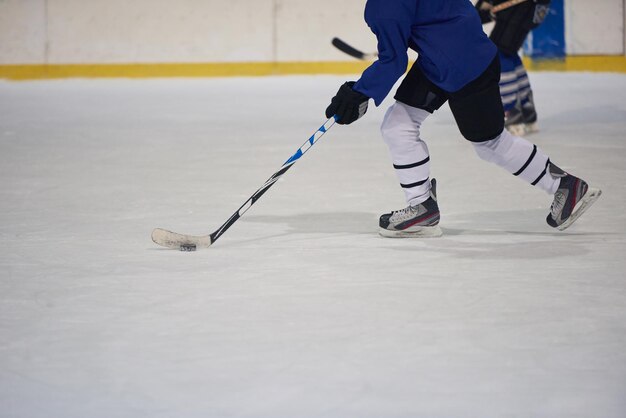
325, 0, 601, 237
475, 0, 551, 135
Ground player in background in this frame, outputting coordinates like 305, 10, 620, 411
325, 0, 600, 238
475, 0, 551, 136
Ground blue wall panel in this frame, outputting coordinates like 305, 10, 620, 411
524, 0, 566, 59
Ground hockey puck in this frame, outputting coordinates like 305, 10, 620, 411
180, 243, 197, 252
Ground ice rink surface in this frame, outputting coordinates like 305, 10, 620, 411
1, 72, 625, 417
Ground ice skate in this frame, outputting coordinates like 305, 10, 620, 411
505, 101, 527, 136
546, 164, 602, 231
521, 92, 539, 134
379, 179, 442, 238
505, 94, 539, 136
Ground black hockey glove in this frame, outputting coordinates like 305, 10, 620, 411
325, 81, 369, 125
532, 0, 551, 25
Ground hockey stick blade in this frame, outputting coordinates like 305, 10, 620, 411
331, 37, 377, 61
152, 116, 337, 251
151, 228, 212, 251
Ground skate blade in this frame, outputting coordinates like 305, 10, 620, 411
525, 122, 539, 135
557, 187, 602, 231
506, 123, 527, 136
379, 224, 443, 238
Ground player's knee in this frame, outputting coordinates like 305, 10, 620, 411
459, 117, 504, 143
449, 83, 505, 142
380, 103, 397, 142
381, 103, 409, 144
473, 135, 500, 162
447, 58, 505, 142
380, 102, 428, 145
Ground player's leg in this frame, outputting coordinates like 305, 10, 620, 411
380, 102, 432, 207
377, 64, 447, 237
489, 0, 543, 136
498, 50, 526, 135
516, 63, 538, 134
448, 55, 601, 230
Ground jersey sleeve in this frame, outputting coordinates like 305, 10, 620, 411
353, 17, 412, 106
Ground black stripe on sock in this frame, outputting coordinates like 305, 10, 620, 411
400, 178, 429, 189
513, 145, 537, 176
532, 159, 551, 186
393, 157, 430, 170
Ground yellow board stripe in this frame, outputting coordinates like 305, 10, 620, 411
523, 55, 626, 73
0, 61, 371, 80
0, 56, 624, 80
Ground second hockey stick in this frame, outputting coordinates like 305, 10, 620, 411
152, 116, 338, 251
331, 37, 377, 61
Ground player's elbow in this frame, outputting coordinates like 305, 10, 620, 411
379, 51, 408, 80
394, 54, 409, 78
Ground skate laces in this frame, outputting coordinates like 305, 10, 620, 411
389, 205, 420, 223
550, 190, 567, 219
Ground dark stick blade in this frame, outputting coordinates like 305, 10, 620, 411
332, 37, 370, 60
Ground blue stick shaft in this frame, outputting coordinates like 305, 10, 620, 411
209, 116, 338, 244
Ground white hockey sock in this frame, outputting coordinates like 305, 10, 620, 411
473, 129, 559, 194
381, 102, 432, 206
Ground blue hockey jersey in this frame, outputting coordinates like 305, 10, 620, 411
353, 0, 497, 105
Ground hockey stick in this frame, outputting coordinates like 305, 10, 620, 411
331, 37, 377, 61
480, 0, 530, 14
151, 116, 338, 251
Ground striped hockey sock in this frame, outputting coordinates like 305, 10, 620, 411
473, 129, 559, 194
